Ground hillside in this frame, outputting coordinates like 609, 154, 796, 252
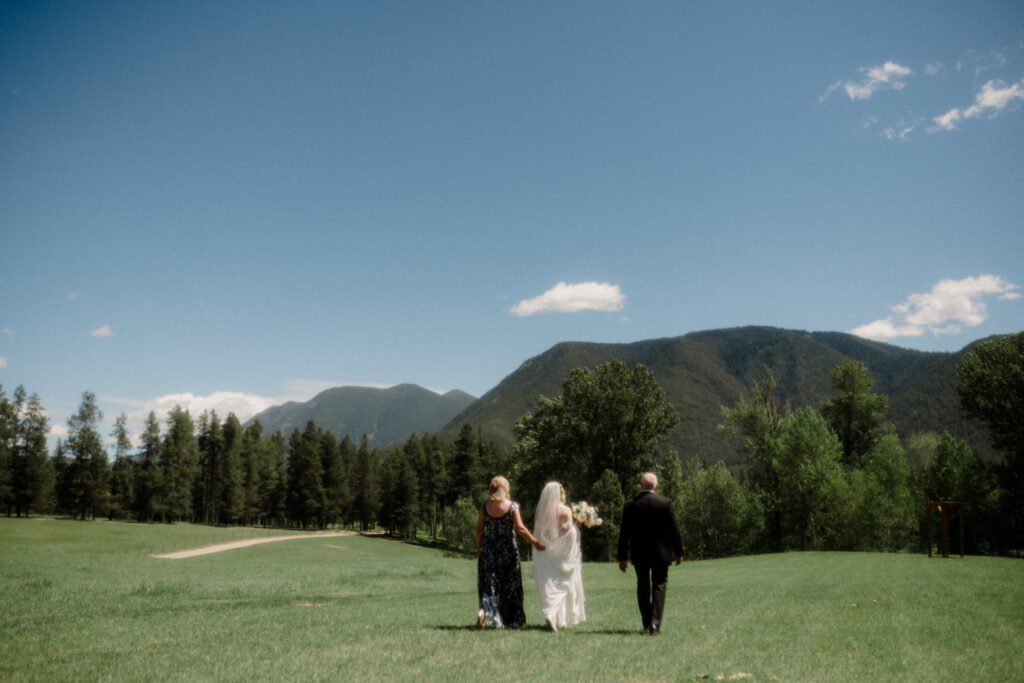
442, 327, 996, 462
249, 384, 475, 446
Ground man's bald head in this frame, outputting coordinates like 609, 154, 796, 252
641, 472, 658, 491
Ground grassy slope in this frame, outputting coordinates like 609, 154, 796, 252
2, 518, 1022, 682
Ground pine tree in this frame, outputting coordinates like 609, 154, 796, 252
285, 423, 325, 528
108, 414, 134, 520
352, 435, 379, 530
447, 424, 479, 505
195, 411, 224, 524
13, 390, 49, 517
418, 433, 447, 539
161, 406, 199, 522
133, 412, 164, 522
240, 422, 264, 526
66, 392, 108, 520
0, 386, 14, 516
220, 414, 245, 525
320, 430, 346, 528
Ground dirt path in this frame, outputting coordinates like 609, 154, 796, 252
151, 531, 356, 559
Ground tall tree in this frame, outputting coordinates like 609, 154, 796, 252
12, 390, 49, 516
820, 360, 889, 468
0, 386, 14, 515
219, 413, 245, 524
195, 411, 224, 524
285, 423, 325, 528
957, 332, 1024, 553
352, 435, 379, 531
719, 370, 786, 551
161, 406, 199, 522
417, 433, 447, 538
108, 414, 134, 520
240, 421, 264, 526
133, 412, 164, 522
320, 430, 345, 527
447, 424, 480, 505
66, 392, 108, 520
514, 360, 679, 505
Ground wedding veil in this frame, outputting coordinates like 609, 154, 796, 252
534, 482, 566, 544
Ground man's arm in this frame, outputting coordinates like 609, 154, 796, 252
617, 504, 630, 572
666, 502, 683, 564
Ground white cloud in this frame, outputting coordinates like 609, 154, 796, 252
0, 356, 7, 369
881, 125, 915, 141
931, 79, 1024, 131
826, 62, 913, 101
122, 391, 279, 441
1, 327, 13, 341
91, 325, 114, 337
509, 281, 626, 317
849, 318, 925, 343
924, 62, 944, 77
851, 275, 1021, 342
49, 423, 69, 440
66, 292, 79, 302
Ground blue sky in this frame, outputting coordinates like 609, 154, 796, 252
1, 1, 1022, 442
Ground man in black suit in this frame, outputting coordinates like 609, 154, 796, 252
617, 472, 684, 635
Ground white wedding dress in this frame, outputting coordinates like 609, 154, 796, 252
531, 482, 585, 630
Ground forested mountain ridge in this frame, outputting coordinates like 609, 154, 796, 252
442, 326, 997, 462
249, 384, 475, 446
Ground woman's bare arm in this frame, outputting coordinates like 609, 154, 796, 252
513, 508, 545, 550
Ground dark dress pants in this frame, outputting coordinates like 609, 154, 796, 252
634, 560, 669, 632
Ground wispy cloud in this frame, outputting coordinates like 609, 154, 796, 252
930, 79, 1024, 131
850, 275, 1021, 342
924, 62, 944, 77
91, 325, 114, 337
121, 391, 280, 440
0, 328, 12, 341
66, 292, 79, 302
49, 423, 68, 439
821, 62, 913, 102
0, 356, 7, 369
509, 281, 625, 317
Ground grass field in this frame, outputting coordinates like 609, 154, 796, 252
2, 518, 1022, 682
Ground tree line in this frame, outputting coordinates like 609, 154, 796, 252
0, 386, 510, 542
2, 332, 1020, 559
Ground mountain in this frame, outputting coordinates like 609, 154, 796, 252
249, 384, 476, 446
442, 327, 997, 462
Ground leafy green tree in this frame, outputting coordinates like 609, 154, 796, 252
133, 412, 164, 522
719, 370, 787, 551
957, 333, 1024, 553
161, 406, 199, 522
441, 496, 480, 556
821, 360, 889, 468
676, 461, 762, 559
921, 433, 995, 554
775, 407, 845, 550
843, 434, 915, 551
514, 360, 679, 507
66, 392, 108, 520
108, 414, 134, 520
286, 423, 326, 528
584, 468, 625, 561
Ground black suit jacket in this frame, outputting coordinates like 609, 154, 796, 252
617, 490, 684, 565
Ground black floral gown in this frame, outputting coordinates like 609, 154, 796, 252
477, 501, 526, 629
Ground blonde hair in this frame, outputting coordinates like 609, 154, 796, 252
488, 476, 511, 502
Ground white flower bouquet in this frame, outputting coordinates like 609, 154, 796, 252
571, 501, 603, 528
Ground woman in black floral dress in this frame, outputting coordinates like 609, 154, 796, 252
475, 476, 545, 629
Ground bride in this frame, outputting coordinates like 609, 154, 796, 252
531, 481, 585, 631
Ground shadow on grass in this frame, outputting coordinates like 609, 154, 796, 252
432, 625, 642, 636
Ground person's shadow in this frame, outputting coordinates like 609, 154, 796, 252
432, 625, 640, 635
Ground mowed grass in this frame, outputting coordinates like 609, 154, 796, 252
1, 518, 1022, 682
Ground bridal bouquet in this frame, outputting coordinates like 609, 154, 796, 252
571, 501, 603, 528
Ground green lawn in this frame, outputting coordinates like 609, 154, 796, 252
1, 518, 1022, 682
